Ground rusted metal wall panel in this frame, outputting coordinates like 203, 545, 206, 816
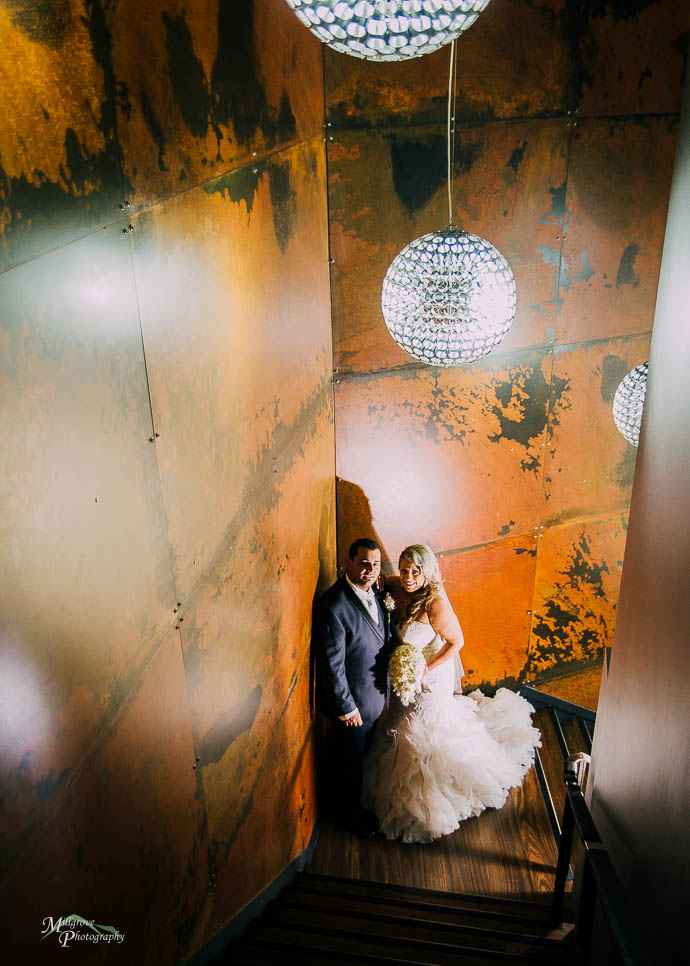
439, 533, 538, 692
0, 222, 176, 872
330, 120, 569, 374
325, 0, 575, 128
109, 0, 324, 207
208, 665, 318, 943
335, 350, 554, 563
544, 335, 650, 524
0, 0, 324, 270
574, 2, 689, 117
557, 116, 678, 345
132, 137, 331, 600
526, 513, 628, 682
4, 627, 206, 964
0, 0, 124, 269
179, 396, 334, 947
324, 0, 689, 129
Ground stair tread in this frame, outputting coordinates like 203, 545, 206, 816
264, 901, 572, 960
245, 920, 561, 965
225, 937, 400, 964
280, 887, 574, 940
296, 872, 555, 916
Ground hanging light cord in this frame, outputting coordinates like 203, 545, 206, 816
447, 39, 457, 226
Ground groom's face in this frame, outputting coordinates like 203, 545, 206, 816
346, 547, 381, 590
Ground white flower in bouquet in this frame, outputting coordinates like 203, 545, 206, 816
389, 643, 426, 706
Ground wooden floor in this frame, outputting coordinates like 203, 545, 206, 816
308, 759, 565, 903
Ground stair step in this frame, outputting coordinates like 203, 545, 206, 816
243, 921, 564, 965
264, 899, 573, 961
224, 937, 395, 964
280, 885, 574, 940
295, 873, 557, 921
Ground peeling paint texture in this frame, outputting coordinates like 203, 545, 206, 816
328, 0, 683, 709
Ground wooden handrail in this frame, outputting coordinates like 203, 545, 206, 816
552, 755, 648, 966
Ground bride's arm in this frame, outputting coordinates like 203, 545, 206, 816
425, 596, 464, 672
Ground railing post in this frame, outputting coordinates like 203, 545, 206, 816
552, 792, 574, 923
574, 848, 598, 965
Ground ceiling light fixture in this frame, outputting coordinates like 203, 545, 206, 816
284, 1, 492, 61
613, 361, 648, 447
380, 40, 516, 367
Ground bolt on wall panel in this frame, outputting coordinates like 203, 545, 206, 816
3, 627, 206, 964
131, 138, 331, 600
0, 223, 176, 868
556, 116, 678, 346
526, 512, 628, 680
324, 0, 575, 128
335, 349, 558, 564
544, 334, 651, 525
109, 0, 325, 207
329, 120, 569, 375
0, 0, 124, 269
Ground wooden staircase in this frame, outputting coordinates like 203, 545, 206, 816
224, 873, 576, 963
211, 692, 596, 965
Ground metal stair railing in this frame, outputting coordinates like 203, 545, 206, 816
552, 755, 648, 966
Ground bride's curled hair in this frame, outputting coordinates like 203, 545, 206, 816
399, 543, 443, 627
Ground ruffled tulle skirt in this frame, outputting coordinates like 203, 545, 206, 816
361, 665, 541, 844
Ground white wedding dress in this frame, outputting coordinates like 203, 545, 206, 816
361, 620, 541, 843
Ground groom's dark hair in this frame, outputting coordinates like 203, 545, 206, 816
348, 537, 380, 558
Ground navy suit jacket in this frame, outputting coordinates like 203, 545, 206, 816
313, 576, 392, 728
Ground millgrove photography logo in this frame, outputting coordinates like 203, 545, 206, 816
41, 915, 125, 948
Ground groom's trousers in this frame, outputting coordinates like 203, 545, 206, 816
332, 717, 377, 822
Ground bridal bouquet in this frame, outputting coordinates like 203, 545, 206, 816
389, 643, 426, 706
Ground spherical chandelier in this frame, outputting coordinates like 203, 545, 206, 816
380, 37, 516, 367
381, 228, 516, 365
284, 1, 492, 61
613, 361, 648, 447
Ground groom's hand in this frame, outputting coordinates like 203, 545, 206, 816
344, 710, 363, 727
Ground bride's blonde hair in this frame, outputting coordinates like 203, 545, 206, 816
399, 543, 443, 627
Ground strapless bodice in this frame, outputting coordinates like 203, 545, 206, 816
397, 619, 442, 662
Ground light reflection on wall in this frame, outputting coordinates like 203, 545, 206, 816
0, 629, 51, 762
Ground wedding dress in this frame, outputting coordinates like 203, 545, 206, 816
361, 620, 541, 843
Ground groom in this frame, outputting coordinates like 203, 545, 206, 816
313, 537, 391, 837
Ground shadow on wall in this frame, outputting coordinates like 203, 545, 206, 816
336, 478, 395, 573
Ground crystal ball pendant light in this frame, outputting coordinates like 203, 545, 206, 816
380, 39, 516, 367
381, 228, 516, 366
284, 1, 492, 61
613, 361, 648, 447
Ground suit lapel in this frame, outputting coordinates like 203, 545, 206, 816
342, 578, 385, 641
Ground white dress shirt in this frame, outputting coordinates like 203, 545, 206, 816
346, 574, 380, 626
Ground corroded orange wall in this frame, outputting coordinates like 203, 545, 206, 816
326, 0, 688, 698
0, 2, 333, 962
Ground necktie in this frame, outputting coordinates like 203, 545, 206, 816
364, 592, 379, 625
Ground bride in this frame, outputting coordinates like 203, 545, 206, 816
362, 543, 541, 844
